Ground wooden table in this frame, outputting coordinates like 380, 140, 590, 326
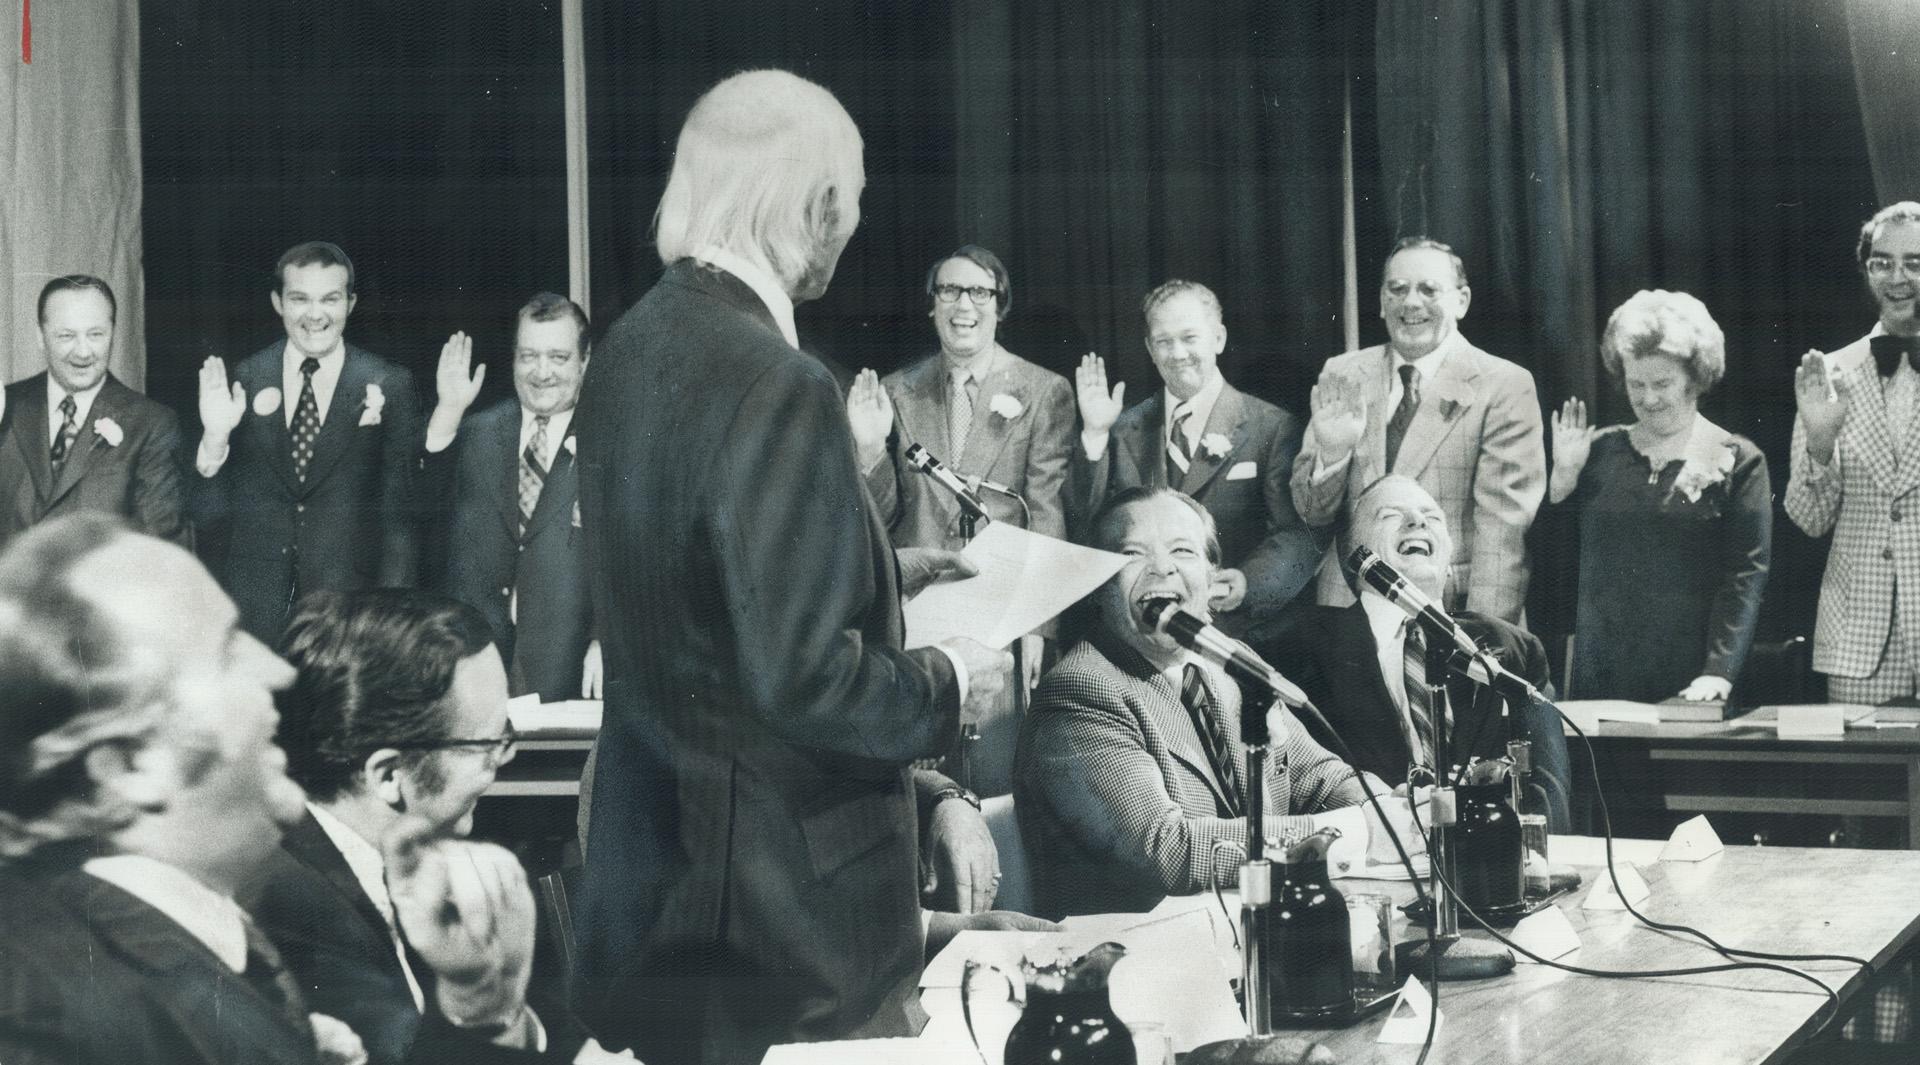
1302, 840, 1920, 1064
1563, 714, 1920, 848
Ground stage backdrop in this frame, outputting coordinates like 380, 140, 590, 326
4, 0, 146, 389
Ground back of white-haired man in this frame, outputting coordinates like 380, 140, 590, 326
568, 69, 1018, 1065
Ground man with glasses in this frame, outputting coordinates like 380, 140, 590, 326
1290, 237, 1544, 623
251, 588, 626, 1063
1790, 202, 1920, 708
847, 244, 1075, 795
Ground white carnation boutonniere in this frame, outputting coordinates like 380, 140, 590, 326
562, 435, 577, 457
1671, 439, 1738, 503
1200, 433, 1232, 459
92, 417, 124, 447
309, 1012, 369, 1065
571, 499, 583, 529
988, 393, 1023, 420
358, 383, 385, 427
253, 386, 283, 418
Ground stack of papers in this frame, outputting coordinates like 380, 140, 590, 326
506, 693, 602, 735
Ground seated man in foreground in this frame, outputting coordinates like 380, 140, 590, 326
1275, 474, 1571, 830
1015, 487, 1419, 919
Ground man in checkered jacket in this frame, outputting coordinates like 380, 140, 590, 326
1014, 486, 1418, 919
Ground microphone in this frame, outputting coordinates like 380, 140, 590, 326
1141, 598, 1312, 709
904, 443, 990, 525
1345, 546, 1540, 702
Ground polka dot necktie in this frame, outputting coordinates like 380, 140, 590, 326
291, 358, 321, 482
948, 369, 976, 459
48, 394, 78, 473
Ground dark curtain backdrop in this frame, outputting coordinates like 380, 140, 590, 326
142, 0, 569, 424
1375, 0, 1880, 644
586, 1, 1373, 413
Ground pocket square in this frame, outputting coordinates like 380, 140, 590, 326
1226, 461, 1257, 481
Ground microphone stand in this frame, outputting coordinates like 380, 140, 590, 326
1236, 680, 1279, 1036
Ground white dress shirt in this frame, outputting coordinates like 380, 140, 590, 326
282, 343, 348, 427
308, 803, 428, 1012
693, 246, 799, 350
84, 854, 250, 974
45, 376, 107, 448
521, 407, 574, 458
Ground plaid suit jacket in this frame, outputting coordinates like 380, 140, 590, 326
1785, 330, 1920, 679
1290, 340, 1544, 622
1014, 634, 1367, 919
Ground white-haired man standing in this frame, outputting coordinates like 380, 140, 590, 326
568, 70, 1022, 1064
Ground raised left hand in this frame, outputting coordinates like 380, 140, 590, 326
1677, 675, 1731, 702
1209, 568, 1247, 613
923, 794, 1000, 914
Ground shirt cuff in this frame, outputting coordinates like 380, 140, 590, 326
1310, 451, 1351, 485
424, 424, 458, 454
935, 644, 970, 707
1080, 430, 1110, 463
922, 909, 934, 936
195, 436, 230, 478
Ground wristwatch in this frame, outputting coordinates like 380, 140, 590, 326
930, 785, 982, 812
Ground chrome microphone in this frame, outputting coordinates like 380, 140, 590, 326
904, 443, 990, 524
1141, 598, 1312, 708
1345, 546, 1539, 701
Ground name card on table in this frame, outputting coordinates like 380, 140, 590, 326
1776, 704, 1847, 738
1659, 815, 1725, 862
1582, 861, 1651, 910
1377, 976, 1443, 1044
1510, 905, 1582, 961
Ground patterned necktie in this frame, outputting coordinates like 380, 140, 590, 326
1401, 620, 1437, 773
48, 394, 79, 471
1385, 363, 1421, 470
1180, 663, 1245, 818
1165, 403, 1195, 482
239, 913, 311, 1036
1870, 334, 1920, 377
519, 415, 551, 535
291, 357, 322, 482
949, 369, 976, 459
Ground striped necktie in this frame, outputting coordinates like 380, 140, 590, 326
1181, 663, 1245, 817
1165, 403, 1195, 482
1401, 620, 1436, 772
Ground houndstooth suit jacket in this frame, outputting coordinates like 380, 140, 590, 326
1785, 329, 1920, 679
1014, 633, 1367, 918
1290, 339, 1544, 622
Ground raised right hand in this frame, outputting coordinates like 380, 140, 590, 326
1550, 397, 1595, 478
847, 368, 895, 456
1307, 371, 1367, 457
197, 356, 246, 439
1793, 350, 1848, 450
436, 331, 486, 415
940, 636, 1012, 720
1075, 353, 1125, 435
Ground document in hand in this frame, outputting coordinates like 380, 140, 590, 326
903, 522, 1127, 650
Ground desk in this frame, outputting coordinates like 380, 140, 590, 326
1301, 842, 1920, 1064
1565, 715, 1920, 848
487, 735, 594, 798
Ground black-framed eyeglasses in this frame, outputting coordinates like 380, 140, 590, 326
933, 283, 999, 305
382, 721, 518, 767
1866, 255, 1920, 279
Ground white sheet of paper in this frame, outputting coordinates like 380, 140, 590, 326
761, 1038, 983, 1065
1776, 704, 1847, 738
1510, 906, 1582, 961
1581, 860, 1651, 910
1660, 815, 1725, 862
903, 522, 1126, 649
1376, 977, 1442, 1044
507, 696, 602, 734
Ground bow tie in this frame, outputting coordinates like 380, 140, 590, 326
1870, 334, 1920, 377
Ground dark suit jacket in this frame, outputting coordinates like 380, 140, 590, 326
190, 341, 420, 642
1274, 602, 1572, 830
0, 864, 318, 1065
1015, 634, 1368, 919
1069, 382, 1326, 640
866, 349, 1075, 546
249, 812, 562, 1065
427, 399, 592, 701
570, 260, 961, 1065
0, 372, 187, 550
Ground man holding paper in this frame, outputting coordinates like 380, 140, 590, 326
1015, 486, 1418, 918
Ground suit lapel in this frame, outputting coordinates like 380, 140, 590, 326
958, 358, 1023, 476
280, 812, 399, 945
1336, 602, 1412, 773
1841, 360, 1902, 495
1098, 632, 1238, 813
1391, 345, 1479, 478
9, 378, 52, 502
527, 443, 577, 538
244, 345, 303, 497
492, 405, 527, 538
1179, 385, 1243, 496
897, 359, 951, 465
1352, 349, 1393, 486
44, 376, 127, 508
1123, 394, 1169, 488
300, 348, 372, 493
